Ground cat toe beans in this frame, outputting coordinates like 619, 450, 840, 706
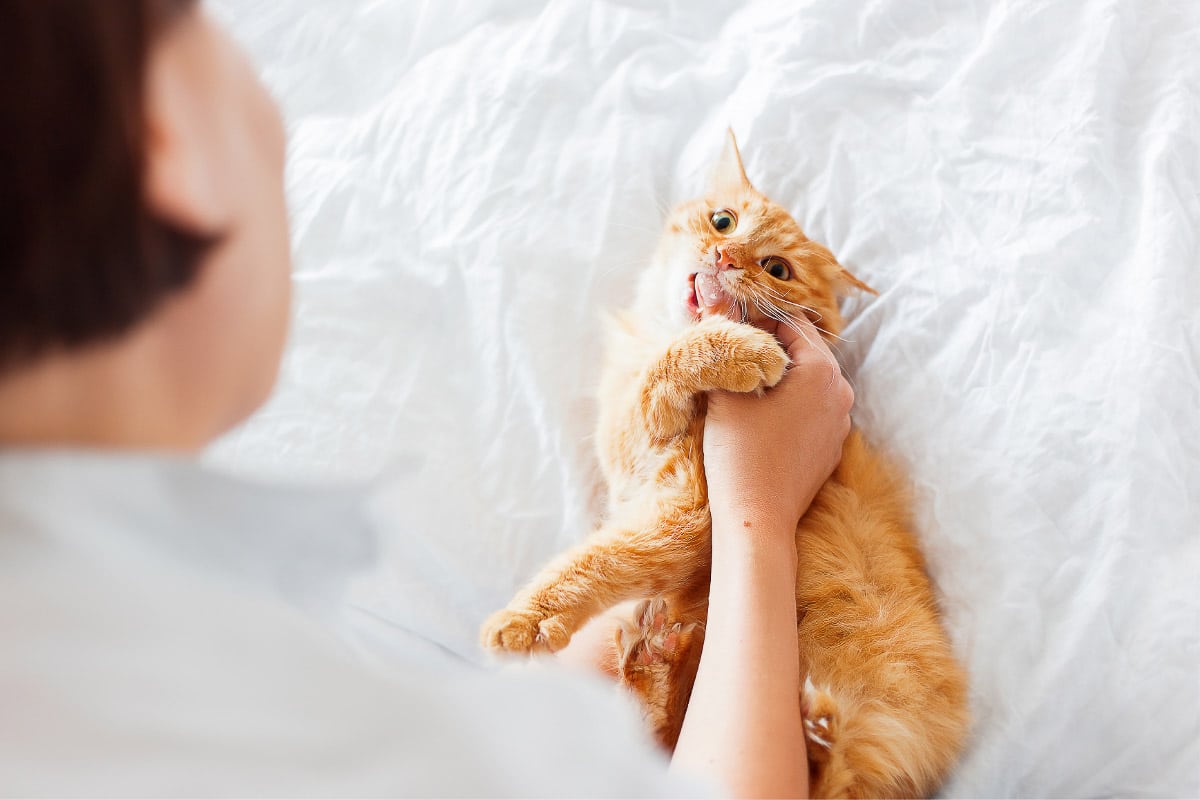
614, 598, 704, 751
616, 598, 686, 667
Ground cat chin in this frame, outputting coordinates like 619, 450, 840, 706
661, 298, 706, 334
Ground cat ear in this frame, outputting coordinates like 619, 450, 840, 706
837, 265, 878, 296
710, 128, 754, 194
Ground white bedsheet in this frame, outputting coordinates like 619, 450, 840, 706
208, 1, 1200, 796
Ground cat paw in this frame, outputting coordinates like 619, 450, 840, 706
480, 607, 572, 654
614, 598, 704, 752
802, 675, 839, 759
616, 598, 698, 670
701, 320, 789, 394
642, 320, 788, 440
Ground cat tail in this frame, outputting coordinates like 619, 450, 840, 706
804, 676, 878, 799
802, 676, 954, 799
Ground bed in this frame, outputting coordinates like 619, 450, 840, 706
208, 1, 1200, 796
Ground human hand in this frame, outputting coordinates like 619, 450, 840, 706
702, 317, 853, 538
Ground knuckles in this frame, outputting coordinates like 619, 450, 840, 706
785, 352, 854, 404
833, 377, 855, 414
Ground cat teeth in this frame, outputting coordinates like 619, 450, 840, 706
685, 274, 701, 318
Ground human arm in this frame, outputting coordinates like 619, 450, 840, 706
671, 318, 854, 798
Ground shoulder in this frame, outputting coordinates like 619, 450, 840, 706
0, 541, 706, 796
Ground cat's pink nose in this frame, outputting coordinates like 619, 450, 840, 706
714, 247, 737, 271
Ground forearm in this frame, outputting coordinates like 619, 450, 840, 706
671, 509, 807, 798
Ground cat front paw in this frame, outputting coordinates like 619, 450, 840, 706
641, 319, 789, 441
703, 320, 789, 394
480, 607, 572, 654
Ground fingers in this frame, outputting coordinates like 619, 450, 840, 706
772, 315, 803, 350
770, 317, 852, 412
748, 316, 780, 336
774, 314, 835, 361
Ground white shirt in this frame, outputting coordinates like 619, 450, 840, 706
0, 451, 706, 797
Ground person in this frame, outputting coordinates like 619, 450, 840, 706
0, 2, 853, 797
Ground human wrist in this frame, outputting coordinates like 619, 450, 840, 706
709, 492, 799, 539
709, 505, 799, 572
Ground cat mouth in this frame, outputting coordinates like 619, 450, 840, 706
687, 271, 737, 320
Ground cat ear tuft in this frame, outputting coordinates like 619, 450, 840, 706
710, 128, 753, 194
838, 266, 878, 296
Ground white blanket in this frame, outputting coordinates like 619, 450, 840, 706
209, 1, 1200, 796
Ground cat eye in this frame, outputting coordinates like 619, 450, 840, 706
709, 210, 737, 234
761, 257, 791, 280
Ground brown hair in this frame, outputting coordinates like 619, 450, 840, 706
0, 0, 209, 371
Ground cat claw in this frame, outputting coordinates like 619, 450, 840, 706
617, 598, 695, 668
804, 716, 834, 750
801, 674, 839, 755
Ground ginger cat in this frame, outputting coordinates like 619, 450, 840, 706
481, 132, 969, 798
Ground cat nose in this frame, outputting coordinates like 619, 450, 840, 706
714, 247, 737, 271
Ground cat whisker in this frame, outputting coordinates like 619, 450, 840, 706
746, 287, 857, 345
747, 294, 843, 383
749, 285, 822, 319
747, 293, 806, 338
751, 284, 826, 324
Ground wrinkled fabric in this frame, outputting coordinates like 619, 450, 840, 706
207, 1, 1200, 796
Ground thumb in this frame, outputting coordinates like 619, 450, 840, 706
775, 314, 828, 359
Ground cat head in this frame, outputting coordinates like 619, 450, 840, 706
635, 130, 873, 337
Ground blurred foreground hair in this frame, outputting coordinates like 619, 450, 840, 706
0, 0, 210, 371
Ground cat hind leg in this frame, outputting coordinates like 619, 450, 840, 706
616, 598, 703, 750
616, 598, 693, 666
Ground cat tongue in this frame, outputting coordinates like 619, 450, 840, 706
695, 272, 731, 311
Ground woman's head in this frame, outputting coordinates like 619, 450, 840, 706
0, 0, 291, 448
